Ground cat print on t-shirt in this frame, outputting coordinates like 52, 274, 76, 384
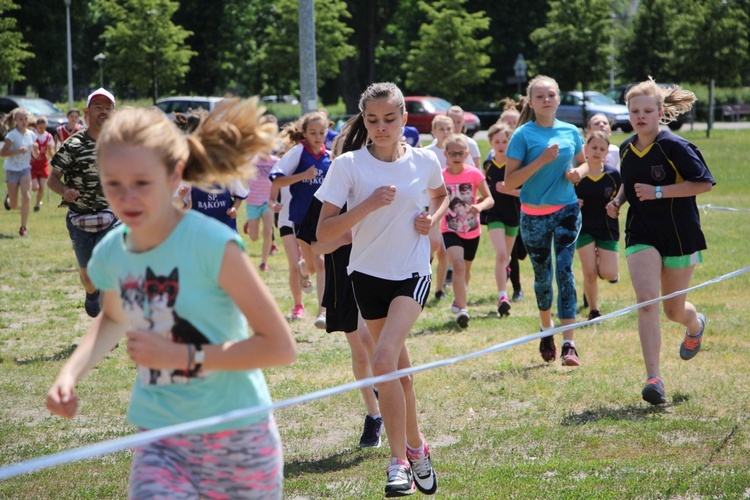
119, 267, 211, 385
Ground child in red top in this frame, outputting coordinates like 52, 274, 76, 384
440, 134, 493, 328
31, 116, 55, 211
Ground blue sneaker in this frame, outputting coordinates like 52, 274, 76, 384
680, 313, 706, 361
84, 290, 101, 318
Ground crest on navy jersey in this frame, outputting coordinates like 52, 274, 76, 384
650, 164, 666, 181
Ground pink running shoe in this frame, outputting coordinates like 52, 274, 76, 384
291, 304, 305, 320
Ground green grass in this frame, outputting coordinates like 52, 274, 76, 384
1, 130, 749, 498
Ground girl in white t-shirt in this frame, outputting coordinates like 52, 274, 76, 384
317, 82, 448, 498
1, 108, 38, 236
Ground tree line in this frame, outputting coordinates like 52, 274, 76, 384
1, 0, 748, 113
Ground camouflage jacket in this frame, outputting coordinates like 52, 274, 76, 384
51, 131, 109, 214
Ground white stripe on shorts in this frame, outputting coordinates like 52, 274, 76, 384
413, 275, 431, 306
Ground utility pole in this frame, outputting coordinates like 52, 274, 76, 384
298, 0, 317, 115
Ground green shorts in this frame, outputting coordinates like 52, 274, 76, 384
625, 244, 704, 269
488, 221, 519, 237
246, 202, 269, 220
576, 232, 619, 252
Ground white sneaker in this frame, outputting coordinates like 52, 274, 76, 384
314, 312, 326, 330
385, 459, 416, 497
456, 309, 470, 328
407, 438, 437, 495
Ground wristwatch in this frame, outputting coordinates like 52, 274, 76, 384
655, 186, 663, 199
193, 344, 205, 371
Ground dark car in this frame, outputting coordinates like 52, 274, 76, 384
0, 96, 68, 136
557, 91, 632, 132
605, 84, 691, 131
404, 96, 481, 137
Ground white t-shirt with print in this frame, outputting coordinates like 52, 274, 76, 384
316, 145, 444, 281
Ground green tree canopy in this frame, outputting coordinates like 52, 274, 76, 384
0, 0, 33, 86
95, 0, 195, 102
405, 0, 493, 102
530, 0, 612, 91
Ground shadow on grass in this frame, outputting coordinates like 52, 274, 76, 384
0, 233, 16, 240
560, 395, 690, 426
284, 449, 368, 478
15, 344, 77, 365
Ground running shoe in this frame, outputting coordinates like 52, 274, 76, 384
434, 289, 446, 301
385, 458, 416, 497
560, 343, 581, 366
539, 334, 556, 362
291, 304, 305, 320
680, 313, 706, 361
587, 309, 602, 321
270, 243, 279, 255
642, 376, 666, 405
450, 300, 459, 314
407, 437, 438, 495
497, 296, 511, 317
456, 309, 470, 328
512, 289, 524, 302
18, 226, 27, 237
259, 262, 269, 272
314, 312, 326, 330
3, 193, 10, 211
34, 202, 42, 212
84, 289, 101, 318
359, 415, 383, 448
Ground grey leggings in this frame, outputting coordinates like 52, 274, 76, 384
520, 203, 581, 319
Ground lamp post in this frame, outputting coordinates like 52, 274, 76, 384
513, 53, 528, 97
64, 0, 74, 110
94, 53, 106, 88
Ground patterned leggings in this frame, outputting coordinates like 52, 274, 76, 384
520, 203, 581, 320
129, 415, 283, 499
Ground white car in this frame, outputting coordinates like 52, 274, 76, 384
557, 91, 632, 132
154, 96, 224, 116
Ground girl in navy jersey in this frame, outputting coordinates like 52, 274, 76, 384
317, 82, 447, 497
270, 112, 331, 328
575, 130, 622, 321
483, 123, 521, 317
607, 78, 714, 405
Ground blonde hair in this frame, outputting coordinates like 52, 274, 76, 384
585, 129, 610, 146
97, 98, 276, 187
487, 122, 513, 142
279, 111, 328, 150
625, 77, 696, 125
444, 133, 468, 151
2, 107, 30, 130
431, 114, 453, 130
518, 75, 560, 127
496, 97, 524, 126
446, 105, 466, 133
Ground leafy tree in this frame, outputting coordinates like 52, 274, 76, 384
671, 0, 748, 87
618, 0, 680, 82
405, 0, 493, 102
219, 0, 354, 100
94, 0, 196, 103
0, 0, 33, 88
530, 0, 612, 91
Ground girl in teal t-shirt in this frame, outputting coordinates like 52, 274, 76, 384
45, 102, 296, 499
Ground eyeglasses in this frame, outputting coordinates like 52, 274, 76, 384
446, 151, 466, 158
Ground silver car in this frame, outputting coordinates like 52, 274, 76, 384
557, 91, 632, 132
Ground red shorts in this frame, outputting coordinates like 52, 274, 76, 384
31, 163, 49, 180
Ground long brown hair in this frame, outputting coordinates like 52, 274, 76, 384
340, 82, 405, 154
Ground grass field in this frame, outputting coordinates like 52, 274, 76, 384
1, 129, 749, 499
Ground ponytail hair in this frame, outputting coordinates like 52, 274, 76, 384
625, 77, 695, 125
339, 82, 407, 154
2, 107, 30, 131
98, 97, 277, 188
517, 75, 560, 128
278, 111, 327, 151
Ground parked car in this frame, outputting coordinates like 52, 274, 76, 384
404, 96, 481, 137
557, 91, 632, 132
260, 95, 299, 105
605, 84, 691, 131
0, 96, 68, 137
154, 96, 225, 117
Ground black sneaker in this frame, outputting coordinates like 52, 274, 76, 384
434, 289, 446, 301
85, 290, 101, 317
359, 415, 383, 448
587, 309, 602, 321
445, 268, 453, 285
407, 438, 437, 495
4, 193, 10, 211
385, 459, 416, 497
539, 334, 556, 362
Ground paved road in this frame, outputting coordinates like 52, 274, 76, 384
421, 121, 750, 143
